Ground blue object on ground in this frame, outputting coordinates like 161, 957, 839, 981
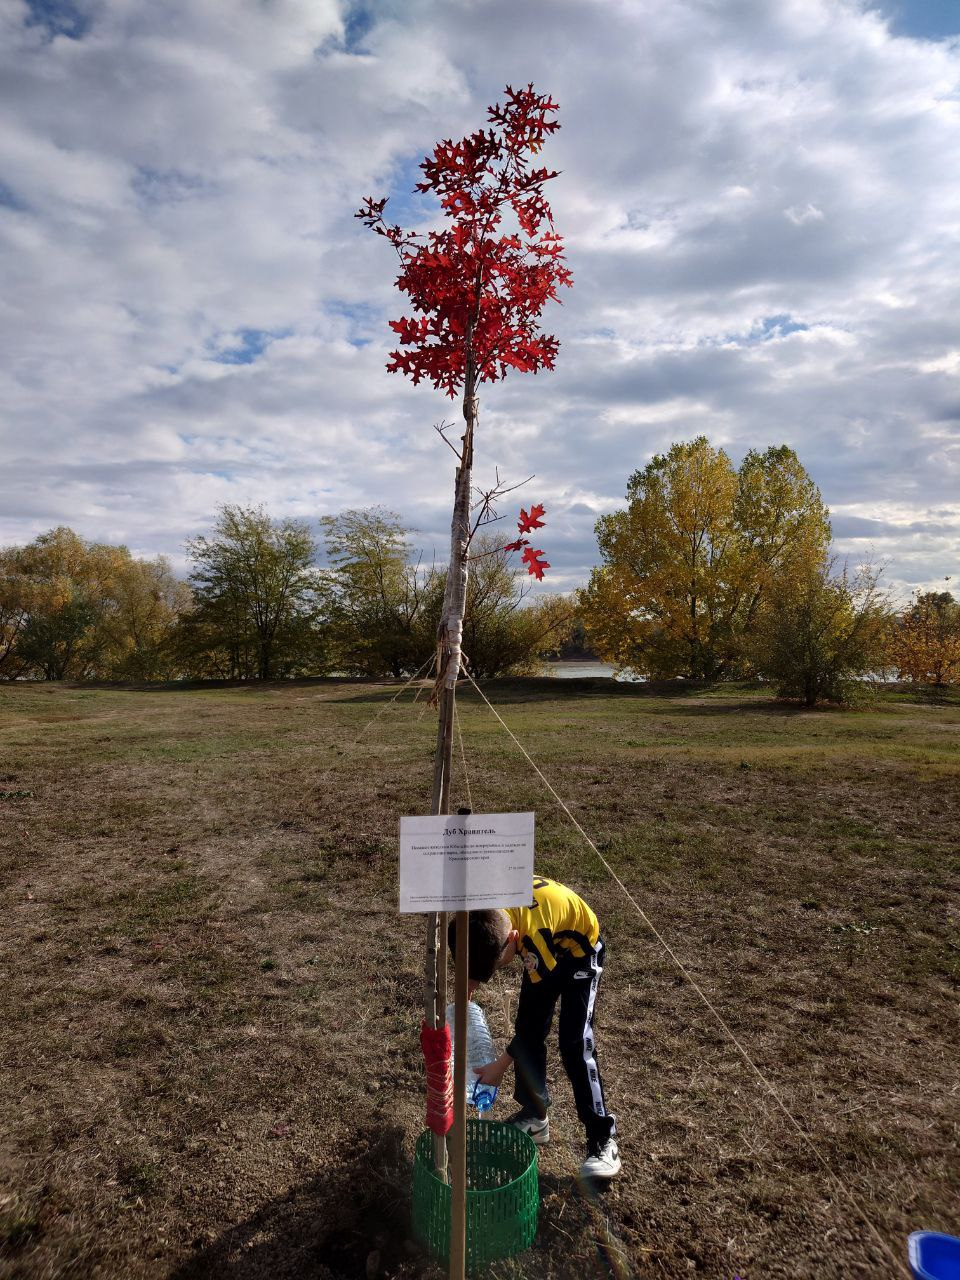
908, 1232, 960, 1280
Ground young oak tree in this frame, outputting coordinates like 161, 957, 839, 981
357, 84, 571, 1192
357, 83, 570, 699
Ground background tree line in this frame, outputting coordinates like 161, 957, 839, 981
579, 437, 959, 703
2, 440, 957, 699
0, 508, 575, 683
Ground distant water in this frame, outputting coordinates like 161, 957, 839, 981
544, 660, 617, 679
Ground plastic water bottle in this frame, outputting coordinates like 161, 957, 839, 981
445, 1001, 499, 1112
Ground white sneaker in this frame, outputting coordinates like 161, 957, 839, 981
508, 1111, 550, 1144
580, 1136, 621, 1179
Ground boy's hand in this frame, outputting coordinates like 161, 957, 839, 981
473, 1052, 512, 1087
467, 979, 481, 996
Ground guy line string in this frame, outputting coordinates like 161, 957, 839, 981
461, 668, 910, 1279
261, 654, 434, 846
455, 700, 473, 812
254, 660, 906, 1274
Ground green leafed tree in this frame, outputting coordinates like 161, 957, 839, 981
454, 535, 577, 679
581, 438, 831, 679
751, 559, 891, 705
182, 506, 327, 681
321, 511, 577, 679
320, 508, 431, 679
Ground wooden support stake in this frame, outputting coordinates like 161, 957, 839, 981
437, 911, 447, 1073
450, 911, 469, 1280
428, 685, 455, 1183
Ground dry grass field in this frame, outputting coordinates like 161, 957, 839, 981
1, 677, 958, 1279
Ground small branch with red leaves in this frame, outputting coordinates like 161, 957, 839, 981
501, 502, 551, 580
460, 474, 552, 579
466, 470, 535, 548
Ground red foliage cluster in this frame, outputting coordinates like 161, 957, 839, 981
505, 503, 550, 579
356, 84, 572, 397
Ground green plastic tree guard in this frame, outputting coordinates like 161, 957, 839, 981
412, 1120, 539, 1272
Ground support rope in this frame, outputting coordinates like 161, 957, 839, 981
262, 655, 434, 845
455, 699, 473, 812
462, 669, 909, 1279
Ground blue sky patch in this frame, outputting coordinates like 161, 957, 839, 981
209, 329, 290, 365
707, 315, 810, 348
132, 168, 209, 207
0, 180, 27, 212
317, 0, 378, 56
25, 0, 90, 39
871, 1, 960, 40
373, 153, 441, 230
757, 314, 809, 339
327, 299, 383, 347
343, 1, 376, 52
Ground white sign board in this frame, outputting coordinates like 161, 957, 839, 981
399, 812, 535, 913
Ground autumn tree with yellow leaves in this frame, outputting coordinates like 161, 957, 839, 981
889, 591, 960, 686
0, 527, 188, 681
580, 438, 831, 680
0, 546, 39, 680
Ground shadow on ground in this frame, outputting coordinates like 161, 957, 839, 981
168, 1125, 417, 1280
165, 1131, 624, 1280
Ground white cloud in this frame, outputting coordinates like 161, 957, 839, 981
0, 0, 958, 600
784, 203, 825, 225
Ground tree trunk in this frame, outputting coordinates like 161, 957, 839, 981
435, 418, 475, 695
423, 358, 477, 1194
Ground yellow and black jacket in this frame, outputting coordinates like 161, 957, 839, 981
505, 877, 600, 984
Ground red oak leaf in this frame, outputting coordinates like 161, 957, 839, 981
522, 547, 550, 580
503, 538, 528, 553
517, 504, 546, 534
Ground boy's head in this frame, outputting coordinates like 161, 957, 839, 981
447, 910, 519, 983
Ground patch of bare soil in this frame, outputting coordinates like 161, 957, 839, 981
1, 680, 957, 1279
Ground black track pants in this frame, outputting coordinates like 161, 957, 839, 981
506, 938, 615, 1144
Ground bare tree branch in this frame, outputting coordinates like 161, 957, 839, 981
434, 420, 463, 460
466, 471, 537, 547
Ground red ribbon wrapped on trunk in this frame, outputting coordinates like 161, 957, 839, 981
420, 1019, 454, 1136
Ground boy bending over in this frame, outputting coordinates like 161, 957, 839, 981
448, 876, 620, 1180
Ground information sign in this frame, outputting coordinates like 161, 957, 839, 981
399, 812, 535, 913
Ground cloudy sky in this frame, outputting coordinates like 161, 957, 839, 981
1, 0, 958, 599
